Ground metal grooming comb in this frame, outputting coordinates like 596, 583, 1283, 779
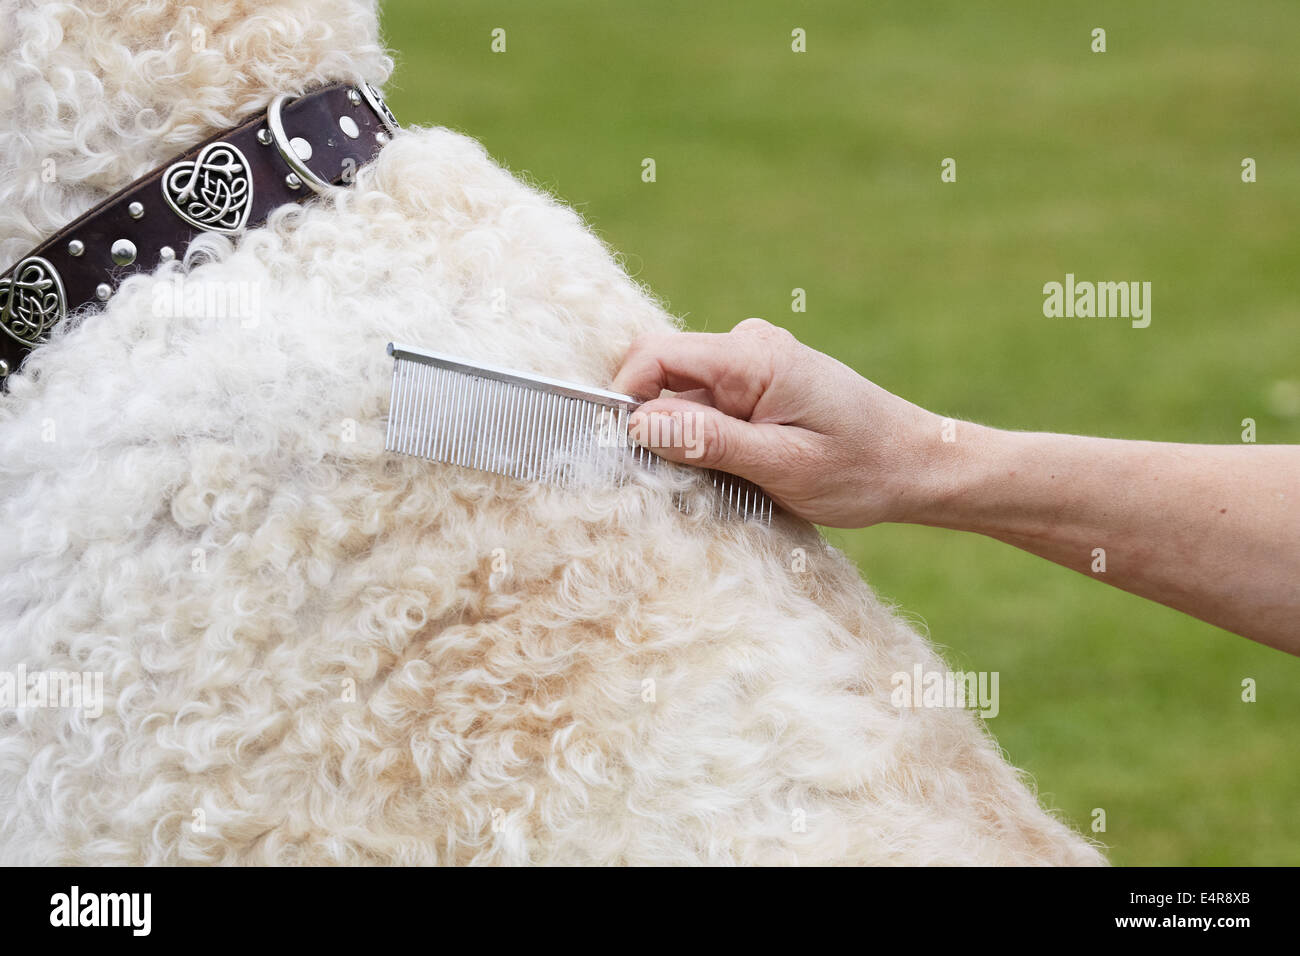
384, 342, 773, 522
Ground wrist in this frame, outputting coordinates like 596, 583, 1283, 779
895, 417, 1011, 530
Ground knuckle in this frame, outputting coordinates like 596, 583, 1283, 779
734, 318, 796, 360
733, 317, 772, 335
734, 317, 793, 340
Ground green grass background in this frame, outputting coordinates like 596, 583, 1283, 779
379, 0, 1300, 865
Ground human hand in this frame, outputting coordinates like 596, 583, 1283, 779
611, 318, 949, 528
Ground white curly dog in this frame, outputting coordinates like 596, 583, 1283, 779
0, 0, 1103, 864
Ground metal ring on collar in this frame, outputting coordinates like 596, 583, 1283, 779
266, 94, 333, 195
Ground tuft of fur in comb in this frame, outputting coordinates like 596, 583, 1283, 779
385, 342, 773, 522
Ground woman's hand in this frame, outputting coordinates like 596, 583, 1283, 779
612, 317, 948, 528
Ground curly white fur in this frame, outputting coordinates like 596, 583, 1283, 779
0, 0, 1104, 864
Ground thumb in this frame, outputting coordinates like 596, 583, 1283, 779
628, 397, 770, 480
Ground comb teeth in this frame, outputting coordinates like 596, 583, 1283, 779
385, 342, 773, 523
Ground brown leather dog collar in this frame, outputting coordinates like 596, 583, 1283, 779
0, 80, 400, 383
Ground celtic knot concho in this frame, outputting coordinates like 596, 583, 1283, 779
162, 142, 254, 234
0, 256, 66, 348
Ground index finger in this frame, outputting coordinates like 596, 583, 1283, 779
611, 331, 771, 417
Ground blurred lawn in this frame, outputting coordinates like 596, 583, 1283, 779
380, 0, 1300, 865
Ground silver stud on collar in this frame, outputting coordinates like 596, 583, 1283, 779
111, 239, 137, 266
128, 201, 145, 220
257, 127, 273, 146
285, 173, 303, 190
338, 115, 359, 139
347, 88, 362, 106
376, 131, 389, 145
158, 246, 175, 262
0, 358, 9, 378
67, 239, 85, 257
95, 283, 112, 302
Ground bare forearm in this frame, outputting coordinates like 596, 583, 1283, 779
913, 425, 1300, 651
